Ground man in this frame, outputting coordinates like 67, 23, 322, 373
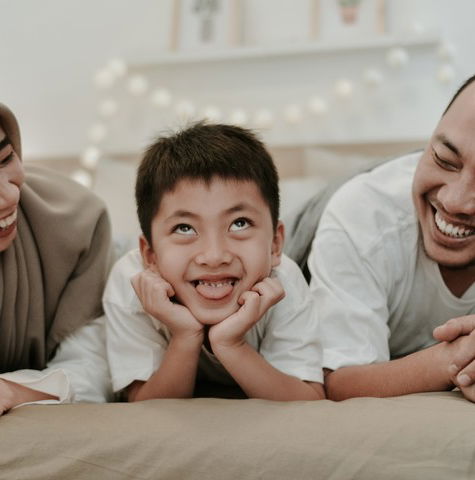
307, 75, 475, 402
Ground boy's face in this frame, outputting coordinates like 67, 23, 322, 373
140, 177, 284, 325
412, 81, 475, 271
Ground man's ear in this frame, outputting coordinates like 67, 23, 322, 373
271, 221, 285, 268
139, 235, 157, 269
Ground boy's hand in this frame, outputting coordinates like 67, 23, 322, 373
434, 315, 475, 402
209, 277, 285, 349
131, 269, 203, 341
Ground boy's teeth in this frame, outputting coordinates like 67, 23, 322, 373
435, 211, 474, 238
0, 210, 17, 230
197, 279, 234, 288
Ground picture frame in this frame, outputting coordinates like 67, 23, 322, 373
170, 0, 241, 52
311, 0, 386, 41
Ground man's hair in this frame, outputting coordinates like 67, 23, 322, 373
135, 122, 280, 243
443, 74, 475, 115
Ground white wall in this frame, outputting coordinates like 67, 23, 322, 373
1, 0, 474, 160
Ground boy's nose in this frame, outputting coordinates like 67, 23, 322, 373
195, 237, 233, 267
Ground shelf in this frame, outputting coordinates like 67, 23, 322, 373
133, 32, 440, 69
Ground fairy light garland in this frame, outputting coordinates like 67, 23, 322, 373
73, 38, 457, 188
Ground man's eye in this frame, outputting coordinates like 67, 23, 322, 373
229, 218, 251, 232
433, 151, 458, 171
173, 224, 196, 235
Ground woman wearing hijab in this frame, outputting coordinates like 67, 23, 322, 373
0, 103, 113, 413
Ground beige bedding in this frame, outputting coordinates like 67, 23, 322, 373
1, 391, 473, 479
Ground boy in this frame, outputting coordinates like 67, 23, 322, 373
104, 123, 324, 401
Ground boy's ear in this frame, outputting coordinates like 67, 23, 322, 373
271, 221, 285, 268
139, 235, 157, 269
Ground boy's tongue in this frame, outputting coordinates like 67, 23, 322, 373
196, 279, 234, 300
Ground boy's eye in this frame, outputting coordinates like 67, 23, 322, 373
173, 223, 196, 235
229, 217, 251, 232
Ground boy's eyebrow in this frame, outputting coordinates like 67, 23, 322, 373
166, 210, 199, 222
435, 133, 460, 156
225, 202, 260, 215
165, 202, 261, 222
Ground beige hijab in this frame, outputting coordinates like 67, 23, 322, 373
0, 103, 113, 371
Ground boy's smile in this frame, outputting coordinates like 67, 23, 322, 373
141, 177, 284, 325
192, 275, 237, 300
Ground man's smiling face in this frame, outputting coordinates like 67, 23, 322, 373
140, 177, 283, 325
412, 81, 475, 271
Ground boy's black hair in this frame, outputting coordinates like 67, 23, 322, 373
135, 122, 280, 244
443, 74, 475, 115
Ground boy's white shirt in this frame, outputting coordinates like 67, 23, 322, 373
104, 249, 323, 393
0, 316, 113, 409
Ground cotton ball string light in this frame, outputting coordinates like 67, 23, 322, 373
334, 79, 354, 99
127, 74, 149, 96
283, 104, 303, 125
307, 96, 328, 115
229, 109, 248, 127
80, 146, 101, 169
408, 21, 426, 36
363, 68, 383, 88
437, 64, 456, 84
107, 58, 128, 78
88, 123, 107, 143
98, 99, 119, 117
175, 99, 196, 121
437, 42, 457, 61
150, 88, 172, 108
386, 47, 409, 68
253, 109, 274, 129
93, 68, 115, 89
202, 105, 222, 123
71, 169, 93, 188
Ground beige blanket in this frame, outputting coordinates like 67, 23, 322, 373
0, 391, 473, 479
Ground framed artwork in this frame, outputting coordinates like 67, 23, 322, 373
311, 0, 386, 41
170, 0, 241, 52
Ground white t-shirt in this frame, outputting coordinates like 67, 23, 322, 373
104, 249, 323, 392
308, 152, 475, 371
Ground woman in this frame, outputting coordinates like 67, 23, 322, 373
0, 103, 114, 413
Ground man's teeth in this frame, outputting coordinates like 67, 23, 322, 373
0, 210, 17, 230
435, 211, 474, 238
196, 279, 234, 287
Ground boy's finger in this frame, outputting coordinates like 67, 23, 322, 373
252, 277, 284, 296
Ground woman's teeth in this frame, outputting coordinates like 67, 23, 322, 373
0, 210, 16, 230
435, 211, 474, 238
